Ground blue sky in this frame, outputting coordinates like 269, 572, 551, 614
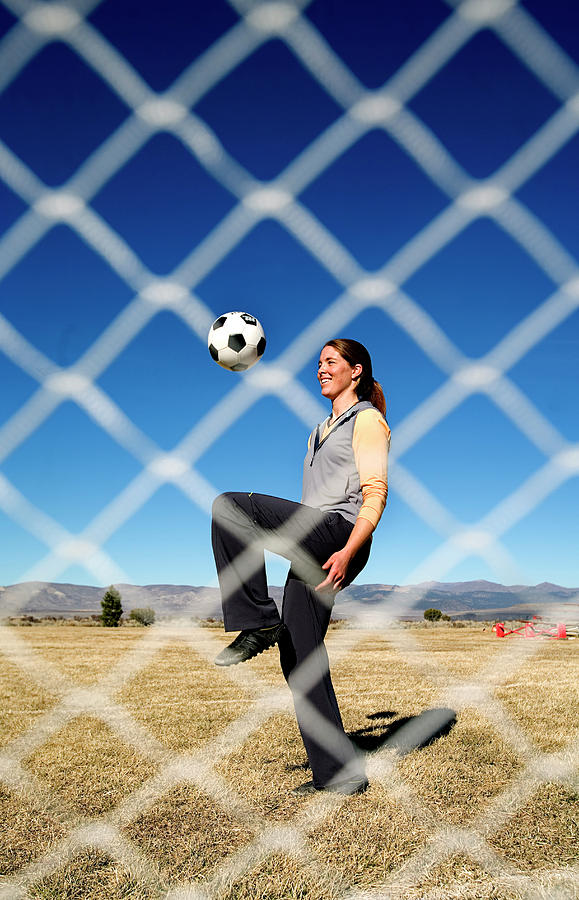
1, 0, 578, 592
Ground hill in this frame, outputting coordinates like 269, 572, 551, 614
1, 579, 578, 621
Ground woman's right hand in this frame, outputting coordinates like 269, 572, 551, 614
316, 547, 353, 592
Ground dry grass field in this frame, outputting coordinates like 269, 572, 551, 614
0, 621, 577, 900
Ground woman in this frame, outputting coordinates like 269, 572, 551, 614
211, 339, 390, 795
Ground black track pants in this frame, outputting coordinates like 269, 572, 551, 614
211, 491, 370, 787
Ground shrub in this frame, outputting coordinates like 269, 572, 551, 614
198, 618, 223, 628
441, 613, 451, 621
100, 586, 123, 627
424, 608, 442, 621
129, 607, 156, 626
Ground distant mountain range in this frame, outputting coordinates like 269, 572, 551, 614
1, 580, 578, 621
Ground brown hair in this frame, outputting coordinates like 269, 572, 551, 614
324, 338, 387, 417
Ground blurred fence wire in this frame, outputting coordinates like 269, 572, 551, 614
0, 0, 578, 897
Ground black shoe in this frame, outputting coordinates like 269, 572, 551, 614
292, 778, 369, 796
214, 624, 285, 666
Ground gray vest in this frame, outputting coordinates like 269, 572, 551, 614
301, 400, 375, 524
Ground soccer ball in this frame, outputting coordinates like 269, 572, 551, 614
207, 311, 266, 372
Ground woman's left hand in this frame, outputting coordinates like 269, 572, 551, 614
316, 548, 352, 592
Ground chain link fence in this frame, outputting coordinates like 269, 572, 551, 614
0, 0, 578, 896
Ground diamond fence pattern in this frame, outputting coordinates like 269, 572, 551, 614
0, 0, 578, 896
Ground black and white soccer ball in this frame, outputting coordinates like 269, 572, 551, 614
207, 311, 266, 372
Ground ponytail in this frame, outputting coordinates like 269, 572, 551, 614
367, 380, 386, 417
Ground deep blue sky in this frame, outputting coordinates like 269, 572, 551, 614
1, 0, 578, 591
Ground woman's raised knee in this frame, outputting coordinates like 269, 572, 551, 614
212, 492, 233, 519
212, 491, 247, 521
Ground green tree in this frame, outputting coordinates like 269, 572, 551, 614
424, 607, 442, 622
129, 607, 156, 626
100, 586, 123, 627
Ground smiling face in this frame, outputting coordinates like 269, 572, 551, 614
317, 344, 362, 404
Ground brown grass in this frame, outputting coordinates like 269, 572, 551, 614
0, 624, 577, 899
0, 656, 55, 750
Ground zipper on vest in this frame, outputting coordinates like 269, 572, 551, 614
309, 404, 362, 466
310, 424, 321, 466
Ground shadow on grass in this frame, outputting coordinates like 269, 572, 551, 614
286, 708, 457, 772
350, 707, 457, 755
